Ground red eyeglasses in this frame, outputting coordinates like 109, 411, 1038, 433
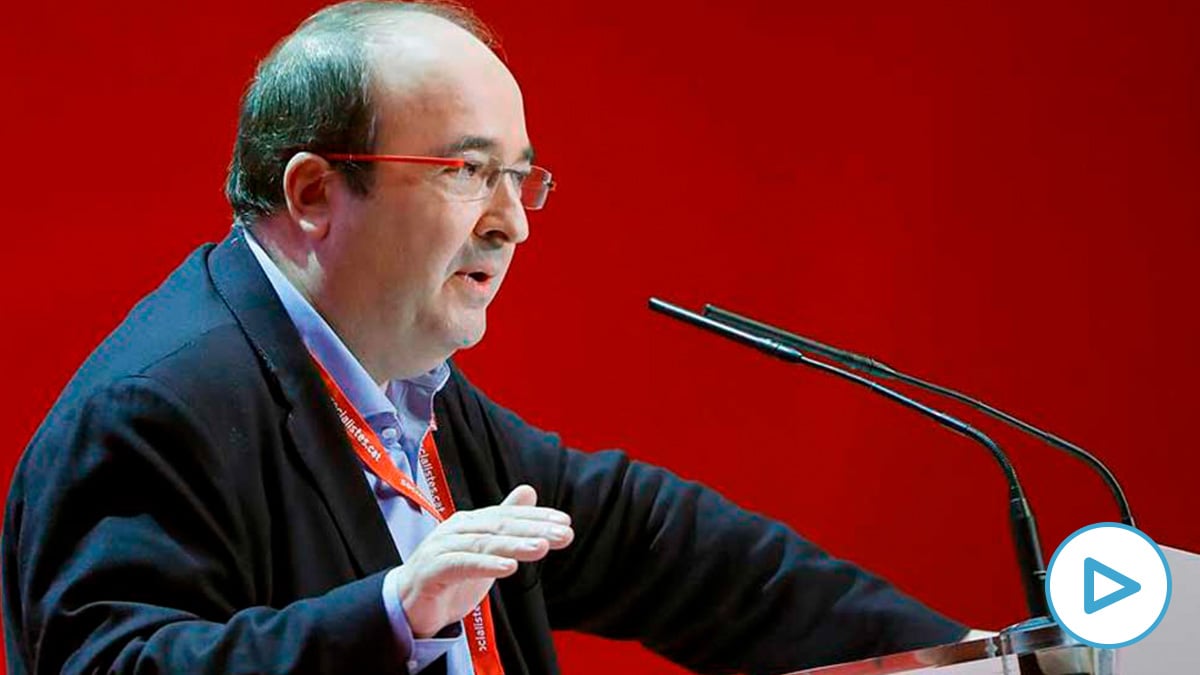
323, 153, 556, 211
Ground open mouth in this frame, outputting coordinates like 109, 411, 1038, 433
454, 271, 495, 291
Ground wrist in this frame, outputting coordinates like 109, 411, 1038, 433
394, 565, 440, 638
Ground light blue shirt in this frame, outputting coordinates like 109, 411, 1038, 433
245, 230, 474, 674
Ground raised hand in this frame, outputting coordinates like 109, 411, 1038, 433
393, 484, 574, 637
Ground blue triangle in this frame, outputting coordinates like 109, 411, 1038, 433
1084, 557, 1142, 614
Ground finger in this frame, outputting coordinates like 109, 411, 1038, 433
500, 484, 537, 507
545, 524, 573, 550
430, 552, 520, 583
437, 533, 552, 562
486, 505, 571, 525
448, 505, 571, 527
443, 514, 574, 545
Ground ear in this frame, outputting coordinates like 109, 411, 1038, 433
282, 152, 335, 240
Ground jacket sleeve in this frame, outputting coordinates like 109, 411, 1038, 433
469, 384, 967, 675
4, 375, 401, 675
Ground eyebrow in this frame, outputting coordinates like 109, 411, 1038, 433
432, 135, 536, 164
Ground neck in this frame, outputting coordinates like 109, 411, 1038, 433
247, 220, 444, 384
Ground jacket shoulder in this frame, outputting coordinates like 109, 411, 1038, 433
17, 240, 283, 485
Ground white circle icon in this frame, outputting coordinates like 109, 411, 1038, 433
1045, 523, 1172, 648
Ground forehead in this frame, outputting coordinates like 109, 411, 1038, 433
365, 15, 530, 160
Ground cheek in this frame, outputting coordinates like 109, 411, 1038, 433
354, 187, 484, 284
417, 205, 486, 275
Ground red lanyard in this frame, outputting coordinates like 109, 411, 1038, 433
311, 355, 504, 675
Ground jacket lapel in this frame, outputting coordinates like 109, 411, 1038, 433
431, 374, 478, 514
207, 228, 401, 576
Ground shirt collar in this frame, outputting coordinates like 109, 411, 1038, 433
242, 227, 450, 421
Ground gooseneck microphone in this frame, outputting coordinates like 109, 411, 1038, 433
647, 297, 1050, 619
701, 303, 1134, 528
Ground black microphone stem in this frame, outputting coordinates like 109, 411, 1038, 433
703, 303, 1134, 528
648, 297, 1050, 619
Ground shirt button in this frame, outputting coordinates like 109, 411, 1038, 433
381, 427, 399, 441
407, 659, 418, 671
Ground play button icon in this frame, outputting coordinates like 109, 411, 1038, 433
1083, 557, 1140, 614
1046, 523, 1171, 648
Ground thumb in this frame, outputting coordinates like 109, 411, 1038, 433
501, 484, 537, 507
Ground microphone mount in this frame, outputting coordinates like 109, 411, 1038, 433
648, 297, 1050, 619
701, 303, 1134, 528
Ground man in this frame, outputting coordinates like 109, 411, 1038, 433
2, 2, 971, 673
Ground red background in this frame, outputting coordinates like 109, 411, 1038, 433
2, 1, 1198, 672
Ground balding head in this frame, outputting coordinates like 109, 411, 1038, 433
229, 1, 536, 382
365, 12, 529, 169
225, 1, 498, 225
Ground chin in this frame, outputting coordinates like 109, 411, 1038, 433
422, 306, 489, 358
446, 318, 487, 351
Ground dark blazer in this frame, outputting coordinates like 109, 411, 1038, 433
3, 229, 965, 675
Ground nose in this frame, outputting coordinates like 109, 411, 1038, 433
476, 175, 529, 245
